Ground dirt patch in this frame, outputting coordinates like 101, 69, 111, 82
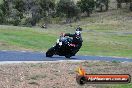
0, 41, 33, 51
0, 42, 8, 46
0, 61, 131, 88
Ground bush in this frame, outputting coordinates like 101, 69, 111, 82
20, 17, 31, 27
56, 0, 80, 23
8, 9, 21, 26
77, 0, 95, 17
39, 0, 56, 24
13, 0, 25, 13
96, 0, 109, 12
0, 8, 4, 23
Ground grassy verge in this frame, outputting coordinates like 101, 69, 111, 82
102, 84, 132, 88
0, 10, 132, 58
0, 24, 132, 58
80, 29, 132, 58
0, 25, 58, 51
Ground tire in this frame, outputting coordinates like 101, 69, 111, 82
46, 47, 55, 57
65, 54, 72, 58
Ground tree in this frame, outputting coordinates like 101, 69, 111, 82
96, 0, 109, 12
8, 9, 21, 26
31, 6, 42, 26
0, 0, 10, 24
1, 0, 9, 15
39, 0, 55, 24
56, 0, 80, 23
39, 0, 55, 14
13, 0, 25, 12
105, 0, 109, 11
130, 2, 132, 11
13, 0, 25, 19
0, 9, 4, 23
77, 0, 95, 17
116, 0, 132, 9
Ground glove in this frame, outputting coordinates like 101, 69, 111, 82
60, 33, 65, 37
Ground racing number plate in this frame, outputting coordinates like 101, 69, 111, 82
59, 42, 62, 46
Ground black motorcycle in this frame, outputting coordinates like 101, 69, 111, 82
46, 35, 80, 58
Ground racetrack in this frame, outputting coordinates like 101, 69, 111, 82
0, 50, 132, 62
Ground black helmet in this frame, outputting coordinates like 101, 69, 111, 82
76, 27, 82, 31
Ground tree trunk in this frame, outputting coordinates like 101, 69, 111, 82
100, 5, 103, 12
130, 2, 132, 11
117, 3, 122, 8
86, 11, 90, 17
105, 1, 109, 11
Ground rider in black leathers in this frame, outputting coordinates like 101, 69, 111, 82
64, 27, 83, 55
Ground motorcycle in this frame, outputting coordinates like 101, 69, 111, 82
46, 34, 80, 58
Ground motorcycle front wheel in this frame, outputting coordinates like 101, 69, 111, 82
46, 47, 55, 57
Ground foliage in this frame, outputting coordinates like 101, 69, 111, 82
0, 0, 9, 23
39, 0, 56, 24
96, 0, 109, 12
13, 0, 25, 13
8, 9, 21, 26
39, 0, 55, 14
0, 0, 9, 15
0, 0, 131, 26
56, 0, 80, 20
77, 0, 95, 17
0, 9, 4, 23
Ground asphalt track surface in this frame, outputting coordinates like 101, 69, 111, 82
0, 50, 132, 62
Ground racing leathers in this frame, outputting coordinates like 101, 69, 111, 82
64, 33, 83, 55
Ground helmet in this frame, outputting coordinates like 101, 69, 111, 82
75, 30, 81, 35
76, 27, 82, 31
75, 27, 82, 35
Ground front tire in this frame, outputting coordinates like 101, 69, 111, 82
46, 47, 55, 57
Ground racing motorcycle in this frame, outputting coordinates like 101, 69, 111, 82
46, 34, 80, 58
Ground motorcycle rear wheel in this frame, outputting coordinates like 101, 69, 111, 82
65, 54, 72, 58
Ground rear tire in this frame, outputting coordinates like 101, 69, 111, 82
46, 47, 55, 57
65, 54, 72, 58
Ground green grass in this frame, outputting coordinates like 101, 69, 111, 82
114, 84, 132, 88
102, 84, 132, 88
0, 25, 57, 51
79, 30, 132, 58
0, 24, 132, 58
0, 9, 132, 58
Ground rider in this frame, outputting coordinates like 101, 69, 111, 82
64, 27, 83, 55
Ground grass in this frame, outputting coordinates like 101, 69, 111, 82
80, 30, 132, 58
0, 26, 57, 51
0, 24, 131, 58
113, 84, 132, 88
102, 84, 132, 88
0, 10, 132, 58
